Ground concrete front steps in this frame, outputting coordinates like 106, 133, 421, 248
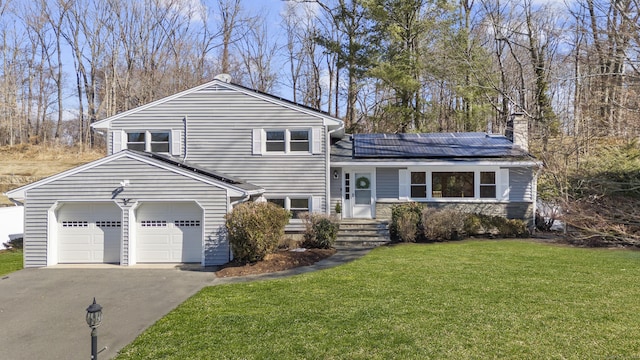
335, 219, 390, 249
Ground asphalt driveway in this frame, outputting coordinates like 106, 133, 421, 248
0, 267, 216, 360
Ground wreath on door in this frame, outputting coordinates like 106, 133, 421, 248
355, 176, 370, 189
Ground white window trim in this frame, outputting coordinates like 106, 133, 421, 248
479, 171, 497, 199
404, 166, 508, 202
265, 195, 317, 221
114, 130, 178, 155
253, 128, 322, 155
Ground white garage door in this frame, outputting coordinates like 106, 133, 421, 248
58, 203, 121, 263
136, 202, 203, 263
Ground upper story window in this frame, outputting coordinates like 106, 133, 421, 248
289, 130, 310, 152
150, 132, 170, 152
127, 132, 146, 151
266, 131, 286, 152
265, 129, 310, 153
254, 128, 320, 155
126, 131, 171, 153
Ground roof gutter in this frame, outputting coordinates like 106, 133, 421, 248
326, 121, 345, 215
331, 160, 543, 167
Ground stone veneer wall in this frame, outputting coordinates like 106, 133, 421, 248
376, 201, 534, 224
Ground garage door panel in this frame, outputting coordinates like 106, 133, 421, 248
58, 203, 121, 264
136, 202, 202, 263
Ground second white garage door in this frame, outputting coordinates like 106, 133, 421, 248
136, 202, 203, 263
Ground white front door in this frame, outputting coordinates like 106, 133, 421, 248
344, 169, 374, 219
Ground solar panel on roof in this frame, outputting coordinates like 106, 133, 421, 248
352, 132, 521, 158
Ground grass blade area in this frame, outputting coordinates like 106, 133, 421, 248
116, 240, 640, 359
0, 250, 23, 276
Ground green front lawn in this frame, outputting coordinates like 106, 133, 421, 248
0, 250, 23, 276
116, 240, 640, 359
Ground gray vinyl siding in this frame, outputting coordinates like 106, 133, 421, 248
376, 168, 400, 199
23, 157, 229, 267
329, 167, 341, 215
109, 84, 328, 212
509, 167, 533, 201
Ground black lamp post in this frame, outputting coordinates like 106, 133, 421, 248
86, 298, 103, 360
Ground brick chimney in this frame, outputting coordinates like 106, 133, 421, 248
506, 113, 528, 152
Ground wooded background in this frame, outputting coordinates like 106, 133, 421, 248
1, 0, 638, 148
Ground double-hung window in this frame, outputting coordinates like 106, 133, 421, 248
126, 130, 171, 153
150, 132, 170, 152
267, 197, 310, 219
289, 130, 310, 152
266, 131, 286, 152
265, 129, 310, 153
127, 132, 146, 151
254, 128, 317, 155
479, 172, 497, 198
410, 172, 427, 198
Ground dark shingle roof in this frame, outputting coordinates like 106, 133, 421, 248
130, 150, 263, 193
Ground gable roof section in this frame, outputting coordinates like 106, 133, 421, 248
92, 79, 343, 130
352, 133, 527, 158
5, 150, 263, 201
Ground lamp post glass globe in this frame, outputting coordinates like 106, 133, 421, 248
86, 298, 103, 328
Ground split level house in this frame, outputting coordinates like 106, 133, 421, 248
6, 77, 542, 268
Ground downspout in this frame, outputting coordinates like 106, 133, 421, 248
531, 165, 543, 232
326, 121, 345, 215
182, 115, 189, 162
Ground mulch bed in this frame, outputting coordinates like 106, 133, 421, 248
215, 248, 336, 278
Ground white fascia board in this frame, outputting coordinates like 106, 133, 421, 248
331, 160, 543, 167
4, 151, 259, 201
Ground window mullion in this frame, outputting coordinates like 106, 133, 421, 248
285, 130, 290, 153
145, 131, 151, 152
475, 171, 480, 199
426, 170, 431, 199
